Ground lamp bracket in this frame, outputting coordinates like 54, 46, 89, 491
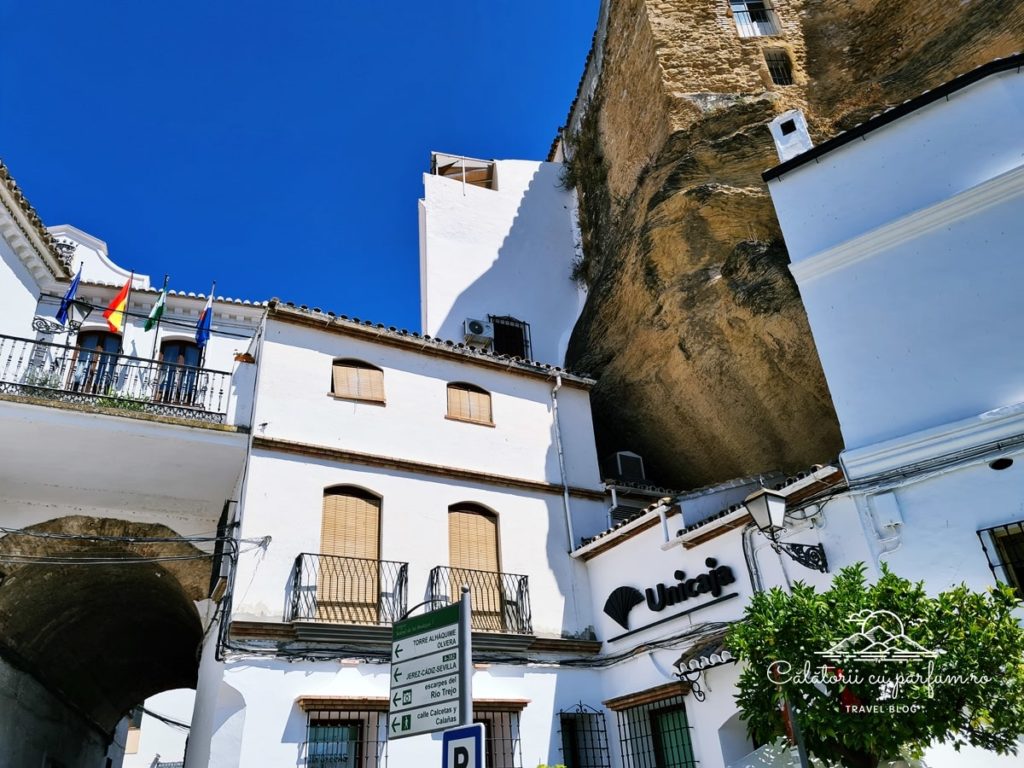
774, 541, 829, 573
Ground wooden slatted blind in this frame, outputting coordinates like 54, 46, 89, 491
331, 360, 385, 403
319, 487, 381, 624
449, 504, 503, 630
447, 383, 493, 424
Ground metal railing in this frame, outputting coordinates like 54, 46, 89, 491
732, 5, 780, 37
0, 333, 230, 423
428, 566, 532, 635
289, 553, 408, 626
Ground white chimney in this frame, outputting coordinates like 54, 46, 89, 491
768, 109, 813, 163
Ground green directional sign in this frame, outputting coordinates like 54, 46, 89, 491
389, 603, 463, 740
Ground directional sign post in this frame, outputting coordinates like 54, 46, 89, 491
389, 588, 472, 740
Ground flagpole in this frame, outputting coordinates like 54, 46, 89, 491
117, 271, 134, 356
200, 281, 216, 369
150, 274, 169, 361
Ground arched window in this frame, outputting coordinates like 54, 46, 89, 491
446, 382, 493, 425
448, 503, 503, 630
70, 330, 120, 394
157, 338, 202, 405
330, 359, 385, 404
318, 486, 381, 623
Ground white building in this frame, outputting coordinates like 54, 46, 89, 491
0, 159, 262, 768
419, 152, 586, 366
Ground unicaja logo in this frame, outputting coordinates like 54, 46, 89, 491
815, 610, 943, 663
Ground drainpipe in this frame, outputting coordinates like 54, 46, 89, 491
551, 375, 576, 551
656, 499, 672, 543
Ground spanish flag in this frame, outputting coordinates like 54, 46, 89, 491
103, 278, 132, 333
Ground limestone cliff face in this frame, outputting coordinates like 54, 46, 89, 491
564, 0, 1023, 487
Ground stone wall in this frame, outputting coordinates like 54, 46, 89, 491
565, 0, 1023, 487
0, 653, 109, 767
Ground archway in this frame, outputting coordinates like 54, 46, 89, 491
0, 516, 211, 764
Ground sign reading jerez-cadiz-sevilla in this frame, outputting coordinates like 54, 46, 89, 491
603, 557, 738, 635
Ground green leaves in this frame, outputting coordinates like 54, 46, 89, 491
727, 564, 1024, 766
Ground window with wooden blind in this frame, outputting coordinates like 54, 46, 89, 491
448, 504, 504, 631
330, 359, 385, 404
447, 382, 493, 425
318, 487, 382, 624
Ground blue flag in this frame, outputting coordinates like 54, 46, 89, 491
55, 265, 82, 325
196, 289, 214, 348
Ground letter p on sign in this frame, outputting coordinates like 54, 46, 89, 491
442, 723, 485, 768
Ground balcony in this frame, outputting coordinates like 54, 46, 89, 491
428, 566, 532, 635
288, 553, 409, 626
0, 333, 231, 424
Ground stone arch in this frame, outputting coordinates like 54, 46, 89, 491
0, 515, 210, 733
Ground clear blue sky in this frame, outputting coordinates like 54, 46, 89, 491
2, 1, 598, 331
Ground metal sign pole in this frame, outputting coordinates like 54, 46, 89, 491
458, 585, 472, 727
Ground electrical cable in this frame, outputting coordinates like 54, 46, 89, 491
139, 705, 191, 731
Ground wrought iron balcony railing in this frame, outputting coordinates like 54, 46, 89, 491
289, 553, 409, 626
428, 566, 532, 635
0, 333, 231, 424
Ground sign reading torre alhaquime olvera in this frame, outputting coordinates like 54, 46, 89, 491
603, 558, 738, 634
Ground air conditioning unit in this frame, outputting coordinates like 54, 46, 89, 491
463, 318, 495, 345
612, 451, 645, 481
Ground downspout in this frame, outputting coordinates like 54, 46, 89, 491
551, 375, 576, 552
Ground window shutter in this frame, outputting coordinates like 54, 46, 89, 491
319, 489, 381, 624
332, 360, 385, 402
447, 384, 492, 424
449, 507, 499, 572
449, 505, 503, 631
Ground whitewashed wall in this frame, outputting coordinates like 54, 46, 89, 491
0, 234, 44, 338
198, 659, 604, 768
233, 449, 601, 638
419, 159, 586, 366
256, 321, 604, 492
766, 67, 1024, 451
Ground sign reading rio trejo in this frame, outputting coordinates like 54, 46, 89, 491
389, 603, 464, 739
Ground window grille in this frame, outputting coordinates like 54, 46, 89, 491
763, 49, 794, 86
978, 520, 1024, 599
730, 1, 780, 37
615, 694, 697, 768
474, 709, 523, 768
488, 316, 532, 360
447, 382, 493, 424
558, 703, 612, 768
304, 707, 388, 768
331, 359, 385, 403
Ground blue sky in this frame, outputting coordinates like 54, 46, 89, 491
2, 1, 598, 331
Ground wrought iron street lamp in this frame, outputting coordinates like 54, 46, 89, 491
743, 488, 828, 572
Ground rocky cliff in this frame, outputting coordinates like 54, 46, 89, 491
564, 0, 1023, 487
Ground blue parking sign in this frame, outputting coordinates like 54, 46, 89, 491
442, 723, 485, 768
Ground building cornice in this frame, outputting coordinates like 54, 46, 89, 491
267, 301, 594, 389
841, 403, 1024, 483
789, 163, 1024, 285
252, 436, 606, 500
0, 161, 68, 285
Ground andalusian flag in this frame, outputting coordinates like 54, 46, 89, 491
145, 277, 168, 331
103, 277, 132, 333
